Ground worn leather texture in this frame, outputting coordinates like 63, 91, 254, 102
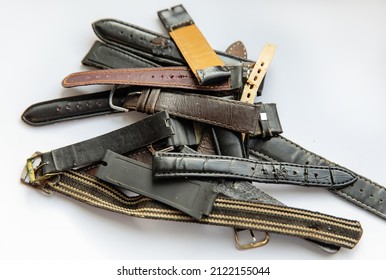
62, 66, 242, 92
249, 136, 386, 219
123, 89, 282, 136
40, 111, 174, 175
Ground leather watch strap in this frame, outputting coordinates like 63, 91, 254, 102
62, 66, 242, 92
240, 43, 276, 103
153, 153, 356, 188
36, 111, 175, 176
249, 136, 386, 220
21, 87, 129, 126
92, 18, 254, 67
158, 5, 228, 85
82, 41, 161, 69
123, 89, 283, 136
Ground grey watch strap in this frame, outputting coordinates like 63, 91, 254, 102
95, 150, 218, 220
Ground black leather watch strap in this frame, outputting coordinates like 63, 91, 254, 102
123, 89, 282, 136
38, 111, 174, 175
82, 41, 161, 69
21, 87, 129, 126
249, 136, 386, 220
92, 18, 253, 67
153, 153, 356, 188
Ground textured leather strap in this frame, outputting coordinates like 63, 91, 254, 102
249, 136, 386, 220
40, 169, 362, 249
123, 89, 282, 136
38, 111, 175, 175
62, 66, 242, 92
153, 153, 356, 188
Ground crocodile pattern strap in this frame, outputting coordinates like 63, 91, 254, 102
153, 153, 356, 188
249, 136, 386, 220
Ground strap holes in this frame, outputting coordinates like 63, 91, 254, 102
253, 75, 258, 81
314, 173, 318, 178
360, 189, 363, 192
257, 69, 262, 74
247, 93, 251, 98
56, 106, 62, 112
260, 62, 265, 66
251, 167, 255, 170
293, 171, 298, 175
370, 194, 374, 198
249, 84, 254, 89
380, 199, 384, 203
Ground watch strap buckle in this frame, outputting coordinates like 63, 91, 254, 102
234, 228, 270, 250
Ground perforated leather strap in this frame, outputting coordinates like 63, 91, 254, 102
158, 5, 229, 84
62, 66, 242, 92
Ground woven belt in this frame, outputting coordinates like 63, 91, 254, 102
37, 169, 362, 249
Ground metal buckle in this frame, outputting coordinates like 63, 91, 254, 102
234, 228, 269, 250
108, 85, 129, 112
20, 152, 55, 195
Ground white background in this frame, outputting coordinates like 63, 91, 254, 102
1, 0, 386, 264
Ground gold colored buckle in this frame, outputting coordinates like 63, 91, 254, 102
234, 229, 270, 250
20, 152, 56, 195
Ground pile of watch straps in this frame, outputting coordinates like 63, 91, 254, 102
20, 4, 386, 253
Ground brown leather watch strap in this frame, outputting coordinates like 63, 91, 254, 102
62, 67, 242, 92
123, 89, 282, 137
